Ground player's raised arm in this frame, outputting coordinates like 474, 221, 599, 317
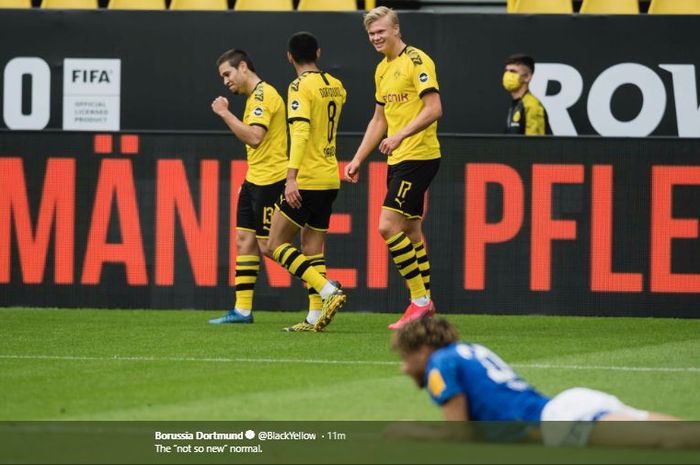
212, 52, 272, 148
211, 96, 267, 148
345, 103, 387, 182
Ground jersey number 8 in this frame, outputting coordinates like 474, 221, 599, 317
327, 101, 337, 143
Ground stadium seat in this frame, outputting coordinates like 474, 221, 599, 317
170, 0, 227, 9
648, 0, 700, 14
297, 0, 356, 10
512, 0, 573, 13
108, 0, 165, 9
580, 0, 639, 14
41, 0, 98, 8
507, 0, 517, 12
0, 0, 31, 7
234, 0, 293, 10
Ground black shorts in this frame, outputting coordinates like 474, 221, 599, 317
237, 179, 285, 238
383, 158, 440, 219
277, 189, 339, 231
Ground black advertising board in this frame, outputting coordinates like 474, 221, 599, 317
2, 131, 699, 316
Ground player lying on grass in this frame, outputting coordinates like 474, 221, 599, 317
390, 317, 699, 448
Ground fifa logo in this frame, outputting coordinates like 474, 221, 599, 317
72, 69, 112, 84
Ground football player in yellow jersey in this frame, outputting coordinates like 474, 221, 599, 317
264, 32, 347, 332
345, 7, 443, 330
209, 49, 288, 325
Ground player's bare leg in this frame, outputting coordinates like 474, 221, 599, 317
300, 226, 325, 256
256, 237, 269, 258
379, 209, 433, 329
378, 208, 407, 239
266, 209, 300, 254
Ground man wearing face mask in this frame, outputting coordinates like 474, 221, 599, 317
503, 54, 550, 136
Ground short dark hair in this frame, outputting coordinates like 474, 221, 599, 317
392, 318, 459, 353
505, 54, 535, 74
216, 49, 256, 72
288, 32, 319, 65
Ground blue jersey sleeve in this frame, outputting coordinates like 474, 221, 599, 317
425, 353, 462, 406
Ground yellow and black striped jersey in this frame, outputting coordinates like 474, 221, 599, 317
374, 45, 441, 165
287, 71, 347, 190
505, 91, 551, 136
242, 81, 288, 185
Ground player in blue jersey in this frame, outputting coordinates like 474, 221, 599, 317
391, 318, 699, 448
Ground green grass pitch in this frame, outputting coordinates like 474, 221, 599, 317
1, 308, 699, 421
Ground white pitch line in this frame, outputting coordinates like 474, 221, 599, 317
0, 354, 699, 373
514, 363, 700, 373
0, 354, 397, 366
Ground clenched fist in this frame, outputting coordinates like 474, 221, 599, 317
211, 96, 229, 116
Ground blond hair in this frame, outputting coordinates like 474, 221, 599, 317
392, 318, 459, 353
363, 6, 399, 31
